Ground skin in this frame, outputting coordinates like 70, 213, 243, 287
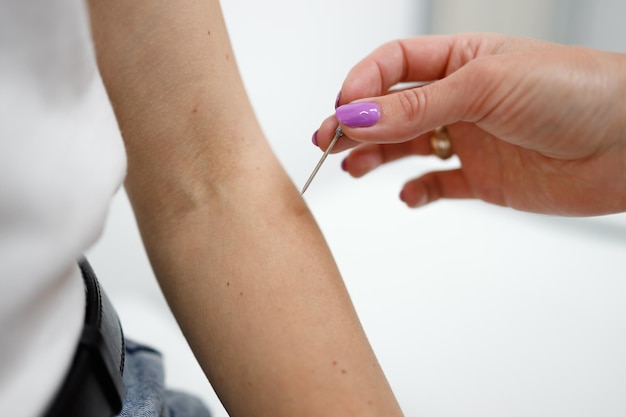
316, 33, 626, 216
87, 1, 403, 416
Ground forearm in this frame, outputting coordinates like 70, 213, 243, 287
87, 1, 402, 416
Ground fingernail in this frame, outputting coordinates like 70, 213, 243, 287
336, 102, 380, 127
334, 91, 342, 109
341, 158, 347, 171
312, 131, 318, 146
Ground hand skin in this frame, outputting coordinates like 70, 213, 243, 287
316, 33, 626, 216
86, 1, 403, 416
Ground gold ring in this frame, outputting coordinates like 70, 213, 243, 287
430, 126, 453, 160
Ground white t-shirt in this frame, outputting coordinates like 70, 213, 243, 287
0, 0, 126, 416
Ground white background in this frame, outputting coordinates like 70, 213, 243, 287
87, 1, 626, 416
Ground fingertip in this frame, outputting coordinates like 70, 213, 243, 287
316, 115, 362, 153
346, 151, 382, 177
340, 157, 358, 178
400, 183, 429, 208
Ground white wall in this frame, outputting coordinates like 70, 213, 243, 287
88, 1, 626, 416
428, 0, 568, 40
561, 0, 626, 52
429, 0, 626, 52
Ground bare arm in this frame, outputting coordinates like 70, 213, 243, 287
86, 1, 403, 416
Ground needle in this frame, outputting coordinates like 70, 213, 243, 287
301, 126, 343, 194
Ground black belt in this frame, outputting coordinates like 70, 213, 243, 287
44, 258, 126, 417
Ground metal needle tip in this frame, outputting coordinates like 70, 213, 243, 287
301, 126, 343, 195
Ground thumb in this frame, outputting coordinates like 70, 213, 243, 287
335, 68, 482, 144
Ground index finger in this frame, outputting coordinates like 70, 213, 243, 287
337, 33, 497, 106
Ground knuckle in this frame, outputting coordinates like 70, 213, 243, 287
396, 87, 427, 121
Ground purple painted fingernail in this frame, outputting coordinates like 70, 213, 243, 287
334, 91, 342, 109
341, 158, 347, 171
312, 131, 318, 146
336, 102, 380, 127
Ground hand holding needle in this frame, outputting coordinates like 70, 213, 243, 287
301, 126, 343, 194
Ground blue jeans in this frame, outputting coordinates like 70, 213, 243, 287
118, 339, 212, 417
